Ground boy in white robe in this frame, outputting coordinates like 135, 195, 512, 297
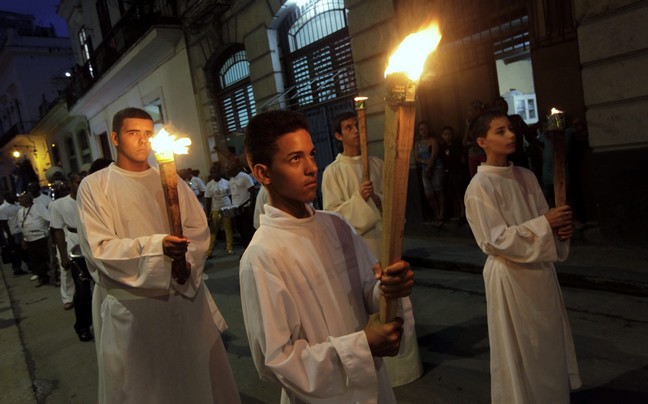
464, 109, 581, 404
77, 107, 239, 404
240, 110, 414, 404
322, 111, 422, 387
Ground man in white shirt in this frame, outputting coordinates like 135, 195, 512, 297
50, 173, 93, 341
18, 192, 51, 286
204, 162, 234, 256
0, 192, 27, 275
227, 160, 256, 248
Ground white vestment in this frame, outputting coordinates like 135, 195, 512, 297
240, 205, 395, 404
322, 153, 422, 387
322, 154, 383, 256
465, 164, 581, 404
77, 164, 239, 404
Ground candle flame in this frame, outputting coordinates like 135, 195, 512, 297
385, 23, 442, 81
150, 128, 191, 156
551, 108, 563, 115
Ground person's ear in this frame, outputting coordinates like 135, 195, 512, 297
475, 136, 487, 149
110, 131, 119, 147
252, 163, 271, 185
334, 132, 343, 142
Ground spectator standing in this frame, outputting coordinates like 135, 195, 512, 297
0, 192, 28, 275
439, 126, 467, 222
50, 173, 94, 341
414, 121, 445, 227
227, 160, 257, 248
18, 192, 51, 287
204, 162, 234, 256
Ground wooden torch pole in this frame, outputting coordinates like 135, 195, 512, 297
548, 110, 567, 207
380, 73, 418, 323
355, 96, 370, 182
157, 153, 190, 285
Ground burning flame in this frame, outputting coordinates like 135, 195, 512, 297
550, 108, 564, 115
385, 23, 442, 80
150, 128, 191, 161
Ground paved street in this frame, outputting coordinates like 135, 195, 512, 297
2, 246, 648, 403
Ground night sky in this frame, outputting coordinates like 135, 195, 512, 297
0, 0, 69, 37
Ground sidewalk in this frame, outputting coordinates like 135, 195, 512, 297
402, 219, 648, 296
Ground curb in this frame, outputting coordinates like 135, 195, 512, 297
403, 255, 648, 297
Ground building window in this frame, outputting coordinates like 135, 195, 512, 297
78, 26, 94, 77
216, 49, 256, 135
77, 129, 92, 164
65, 136, 79, 173
279, 0, 356, 108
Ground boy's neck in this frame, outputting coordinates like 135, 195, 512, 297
342, 147, 361, 157
485, 155, 508, 167
268, 192, 311, 219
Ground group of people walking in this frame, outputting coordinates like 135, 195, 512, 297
1, 103, 581, 403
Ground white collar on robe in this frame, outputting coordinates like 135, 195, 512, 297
335, 153, 363, 164
477, 161, 514, 175
261, 204, 317, 230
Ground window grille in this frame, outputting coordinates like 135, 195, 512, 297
216, 49, 256, 135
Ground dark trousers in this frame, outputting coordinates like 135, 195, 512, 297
71, 258, 93, 335
25, 237, 50, 283
235, 206, 255, 248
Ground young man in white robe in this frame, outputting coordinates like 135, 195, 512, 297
322, 111, 422, 387
77, 107, 239, 404
240, 110, 414, 403
464, 109, 581, 404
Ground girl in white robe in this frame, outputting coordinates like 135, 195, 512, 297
464, 109, 581, 404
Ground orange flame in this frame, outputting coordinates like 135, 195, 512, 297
385, 23, 442, 81
550, 108, 564, 115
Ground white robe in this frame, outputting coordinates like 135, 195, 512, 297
321, 153, 422, 387
77, 164, 239, 404
322, 154, 383, 256
240, 205, 395, 404
464, 163, 581, 404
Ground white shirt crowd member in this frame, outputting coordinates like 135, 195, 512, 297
465, 163, 581, 404
0, 199, 21, 237
229, 170, 255, 206
322, 154, 383, 255
49, 194, 78, 306
19, 201, 50, 242
252, 185, 268, 229
204, 177, 232, 212
322, 153, 422, 387
240, 205, 395, 404
77, 163, 240, 404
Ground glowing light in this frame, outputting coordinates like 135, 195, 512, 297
551, 108, 563, 115
150, 128, 191, 162
12, 151, 20, 158
385, 23, 442, 81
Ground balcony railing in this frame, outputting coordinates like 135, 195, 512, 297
65, 1, 180, 108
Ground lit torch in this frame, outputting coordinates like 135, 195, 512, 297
547, 108, 567, 207
354, 96, 370, 182
380, 24, 442, 323
150, 128, 192, 284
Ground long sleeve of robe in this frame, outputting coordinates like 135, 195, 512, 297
240, 205, 395, 404
322, 154, 383, 256
464, 163, 581, 404
77, 164, 239, 404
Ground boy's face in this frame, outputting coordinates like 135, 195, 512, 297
111, 118, 153, 169
477, 116, 516, 156
335, 117, 359, 151
262, 129, 318, 207
441, 129, 452, 144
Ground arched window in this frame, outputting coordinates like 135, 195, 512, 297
216, 48, 256, 135
280, 0, 356, 108
77, 129, 92, 164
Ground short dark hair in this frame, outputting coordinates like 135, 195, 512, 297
332, 111, 357, 135
112, 107, 153, 135
89, 157, 113, 174
244, 110, 309, 168
469, 108, 509, 142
